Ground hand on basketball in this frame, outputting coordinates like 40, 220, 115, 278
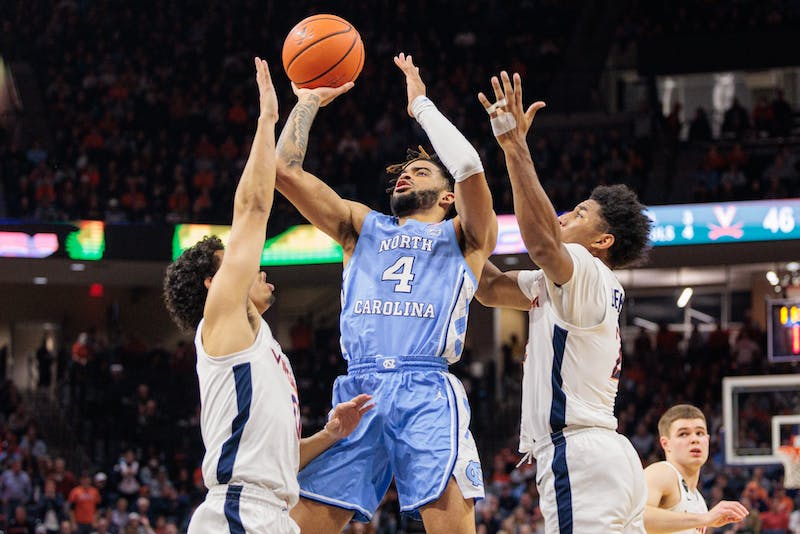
393, 53, 426, 118
254, 57, 278, 123
291, 81, 354, 108
324, 394, 375, 440
703, 500, 749, 527
478, 71, 546, 145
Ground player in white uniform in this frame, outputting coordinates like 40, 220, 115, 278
644, 404, 748, 533
474, 72, 652, 533
162, 58, 372, 534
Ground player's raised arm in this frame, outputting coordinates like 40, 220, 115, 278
202, 58, 279, 349
474, 261, 530, 311
644, 462, 748, 533
394, 53, 497, 268
478, 72, 575, 285
276, 83, 370, 252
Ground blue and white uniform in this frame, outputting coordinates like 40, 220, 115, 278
188, 318, 301, 534
517, 244, 646, 534
298, 211, 484, 521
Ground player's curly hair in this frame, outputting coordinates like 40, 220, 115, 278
385, 146, 454, 194
590, 184, 652, 269
163, 235, 224, 333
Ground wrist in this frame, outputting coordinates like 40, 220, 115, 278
410, 95, 433, 119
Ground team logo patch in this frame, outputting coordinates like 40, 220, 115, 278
425, 224, 442, 237
382, 358, 396, 369
465, 461, 483, 487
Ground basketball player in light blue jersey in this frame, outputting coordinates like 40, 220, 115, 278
163, 58, 373, 534
474, 71, 652, 533
275, 53, 497, 533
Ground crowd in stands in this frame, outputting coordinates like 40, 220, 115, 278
1, 314, 799, 533
0, 0, 575, 232
1, 0, 798, 232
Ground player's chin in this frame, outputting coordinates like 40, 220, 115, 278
258, 293, 276, 314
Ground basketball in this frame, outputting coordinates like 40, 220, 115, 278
282, 14, 365, 89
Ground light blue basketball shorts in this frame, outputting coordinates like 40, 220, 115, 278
297, 356, 484, 522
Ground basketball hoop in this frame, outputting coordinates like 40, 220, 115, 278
777, 441, 800, 489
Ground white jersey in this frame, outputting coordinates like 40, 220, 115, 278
663, 461, 708, 534
195, 318, 300, 507
517, 243, 624, 450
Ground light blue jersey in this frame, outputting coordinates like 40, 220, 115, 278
340, 211, 476, 364
299, 211, 485, 521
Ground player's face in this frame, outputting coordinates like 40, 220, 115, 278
663, 418, 709, 467
390, 160, 449, 216
557, 199, 609, 247
249, 270, 276, 314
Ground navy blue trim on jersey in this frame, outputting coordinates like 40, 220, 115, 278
549, 325, 568, 432
217, 363, 253, 484
223, 485, 245, 534
551, 431, 573, 534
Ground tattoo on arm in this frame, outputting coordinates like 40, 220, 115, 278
276, 95, 322, 168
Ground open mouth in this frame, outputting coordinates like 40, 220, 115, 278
395, 179, 412, 193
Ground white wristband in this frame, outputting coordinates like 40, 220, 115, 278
491, 113, 517, 136
410, 96, 484, 183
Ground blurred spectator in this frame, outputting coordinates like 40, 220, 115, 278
68, 472, 101, 534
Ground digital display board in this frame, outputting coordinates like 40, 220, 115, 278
646, 199, 800, 246
173, 224, 342, 266
767, 298, 800, 363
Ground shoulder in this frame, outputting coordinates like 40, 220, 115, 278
645, 461, 679, 487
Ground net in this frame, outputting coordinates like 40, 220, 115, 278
777, 444, 800, 489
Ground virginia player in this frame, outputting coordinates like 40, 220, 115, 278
644, 404, 748, 533
163, 58, 373, 534
275, 53, 497, 533
474, 71, 652, 533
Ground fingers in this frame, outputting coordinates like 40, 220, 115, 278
335, 82, 355, 97
500, 71, 514, 104
513, 72, 523, 109
477, 92, 494, 114
524, 101, 547, 124
491, 76, 505, 103
359, 403, 376, 415
350, 393, 373, 407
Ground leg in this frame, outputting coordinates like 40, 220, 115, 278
290, 497, 354, 534
419, 477, 476, 534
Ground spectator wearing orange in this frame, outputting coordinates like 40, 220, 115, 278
68, 472, 101, 534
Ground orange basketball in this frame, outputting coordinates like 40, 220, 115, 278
282, 14, 365, 89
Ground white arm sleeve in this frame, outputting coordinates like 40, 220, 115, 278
410, 95, 484, 182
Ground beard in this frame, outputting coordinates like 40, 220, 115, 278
390, 188, 440, 217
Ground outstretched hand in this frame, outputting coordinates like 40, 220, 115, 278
324, 394, 375, 440
254, 57, 278, 122
478, 71, 546, 145
703, 500, 749, 528
291, 81, 355, 108
394, 52, 426, 117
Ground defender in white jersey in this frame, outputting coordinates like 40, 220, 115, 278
474, 71, 652, 533
163, 59, 372, 534
644, 404, 748, 533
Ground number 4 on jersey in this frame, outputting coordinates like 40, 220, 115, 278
382, 256, 415, 293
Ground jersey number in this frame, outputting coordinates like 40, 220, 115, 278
382, 256, 415, 293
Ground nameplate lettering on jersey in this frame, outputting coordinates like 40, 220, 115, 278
353, 299, 436, 318
378, 235, 434, 253
611, 288, 624, 312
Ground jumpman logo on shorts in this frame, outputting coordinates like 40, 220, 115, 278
434, 390, 445, 401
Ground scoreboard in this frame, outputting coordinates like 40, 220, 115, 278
768, 298, 800, 363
